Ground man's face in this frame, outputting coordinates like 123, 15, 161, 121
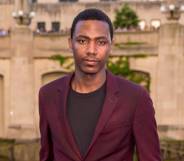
69, 20, 112, 75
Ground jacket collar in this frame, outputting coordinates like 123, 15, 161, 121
57, 70, 119, 95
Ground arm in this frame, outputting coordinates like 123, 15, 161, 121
39, 89, 54, 161
133, 88, 162, 161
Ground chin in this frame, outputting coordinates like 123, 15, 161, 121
81, 67, 100, 75
82, 69, 98, 75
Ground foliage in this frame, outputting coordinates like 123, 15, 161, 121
50, 55, 74, 71
0, 139, 14, 161
107, 56, 150, 91
50, 55, 66, 65
113, 4, 140, 30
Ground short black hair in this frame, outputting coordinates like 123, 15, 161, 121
70, 8, 113, 40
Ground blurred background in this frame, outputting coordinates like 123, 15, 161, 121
0, 0, 184, 160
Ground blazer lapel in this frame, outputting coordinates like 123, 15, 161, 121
56, 73, 82, 161
83, 71, 119, 159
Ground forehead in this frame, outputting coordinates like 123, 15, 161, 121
74, 20, 110, 38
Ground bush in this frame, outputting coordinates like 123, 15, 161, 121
113, 4, 139, 30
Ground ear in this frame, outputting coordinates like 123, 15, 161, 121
109, 39, 114, 54
111, 39, 114, 46
68, 37, 72, 51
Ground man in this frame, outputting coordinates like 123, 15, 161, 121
39, 8, 161, 161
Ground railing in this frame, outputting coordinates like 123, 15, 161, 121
1, 138, 184, 161
0, 139, 15, 161
0, 138, 39, 161
160, 140, 184, 161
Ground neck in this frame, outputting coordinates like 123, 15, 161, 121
72, 69, 106, 93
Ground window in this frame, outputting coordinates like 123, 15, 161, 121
100, 0, 117, 1
31, 0, 37, 3
151, 19, 161, 30
59, 0, 78, 2
37, 22, 46, 32
52, 21, 60, 32
138, 20, 146, 31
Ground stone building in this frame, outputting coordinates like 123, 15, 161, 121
2, 0, 184, 32
0, 0, 184, 140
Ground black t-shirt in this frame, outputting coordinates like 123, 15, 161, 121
67, 82, 106, 157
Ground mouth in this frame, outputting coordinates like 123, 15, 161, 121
83, 57, 99, 62
83, 58, 99, 65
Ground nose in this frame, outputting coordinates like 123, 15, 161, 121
87, 41, 97, 55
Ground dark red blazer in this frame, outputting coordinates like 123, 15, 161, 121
39, 71, 161, 161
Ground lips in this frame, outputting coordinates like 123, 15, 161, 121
85, 59, 98, 62
83, 58, 99, 65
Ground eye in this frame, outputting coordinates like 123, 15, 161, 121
76, 38, 88, 45
97, 39, 107, 46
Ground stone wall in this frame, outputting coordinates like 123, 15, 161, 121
0, 5, 184, 139
0, 30, 160, 139
0, 4, 14, 30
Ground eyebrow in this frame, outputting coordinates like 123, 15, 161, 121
75, 35, 108, 40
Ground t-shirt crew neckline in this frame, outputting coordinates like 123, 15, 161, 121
70, 82, 106, 98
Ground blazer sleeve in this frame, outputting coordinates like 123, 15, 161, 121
133, 88, 162, 161
39, 89, 54, 161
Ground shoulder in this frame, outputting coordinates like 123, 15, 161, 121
110, 73, 153, 114
115, 74, 147, 94
39, 73, 71, 98
109, 72, 150, 102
